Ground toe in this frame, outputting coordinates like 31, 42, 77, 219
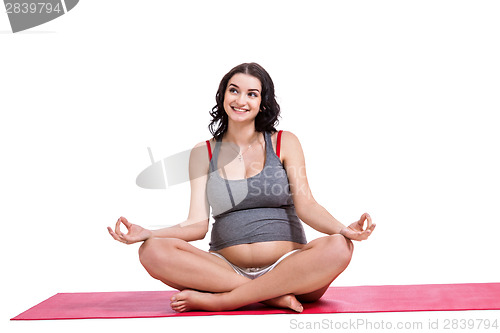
172, 303, 187, 312
171, 300, 184, 308
290, 297, 303, 313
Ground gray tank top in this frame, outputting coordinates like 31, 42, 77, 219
206, 131, 307, 251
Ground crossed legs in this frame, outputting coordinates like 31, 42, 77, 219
139, 234, 353, 312
139, 238, 302, 310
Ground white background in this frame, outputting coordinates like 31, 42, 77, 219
1, 1, 499, 332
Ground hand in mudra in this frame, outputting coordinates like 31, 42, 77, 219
340, 213, 376, 241
107, 216, 152, 245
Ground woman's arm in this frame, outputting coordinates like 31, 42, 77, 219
109, 216, 208, 244
148, 219, 208, 241
295, 201, 345, 235
280, 131, 344, 234
149, 140, 211, 241
108, 141, 211, 244
281, 131, 375, 240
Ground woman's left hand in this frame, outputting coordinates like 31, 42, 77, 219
340, 213, 376, 241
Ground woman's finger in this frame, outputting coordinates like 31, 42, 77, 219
357, 214, 367, 229
345, 228, 361, 241
357, 215, 364, 226
108, 227, 125, 243
119, 216, 132, 230
115, 218, 125, 238
365, 213, 372, 229
120, 233, 133, 243
360, 224, 376, 240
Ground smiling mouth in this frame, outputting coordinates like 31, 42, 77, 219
232, 106, 249, 112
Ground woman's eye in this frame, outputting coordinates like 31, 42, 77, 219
249, 92, 258, 97
229, 88, 238, 94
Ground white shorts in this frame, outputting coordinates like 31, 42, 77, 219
209, 249, 300, 280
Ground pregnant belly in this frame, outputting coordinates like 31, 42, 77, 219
213, 240, 305, 268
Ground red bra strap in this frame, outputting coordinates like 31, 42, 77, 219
206, 140, 212, 161
276, 130, 283, 158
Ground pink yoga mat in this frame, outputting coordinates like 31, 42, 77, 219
11, 282, 500, 320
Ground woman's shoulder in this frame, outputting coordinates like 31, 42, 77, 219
270, 130, 302, 164
190, 138, 215, 165
272, 130, 301, 147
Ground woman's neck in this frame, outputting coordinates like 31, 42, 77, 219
223, 124, 261, 146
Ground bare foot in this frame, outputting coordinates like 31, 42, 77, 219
170, 289, 223, 312
262, 294, 303, 313
170, 289, 303, 313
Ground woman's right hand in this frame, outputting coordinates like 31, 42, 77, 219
107, 216, 152, 245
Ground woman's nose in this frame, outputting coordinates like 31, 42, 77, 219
236, 94, 247, 106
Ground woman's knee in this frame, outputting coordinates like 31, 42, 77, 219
322, 234, 354, 268
138, 237, 179, 271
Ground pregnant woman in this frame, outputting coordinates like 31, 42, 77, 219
108, 62, 376, 313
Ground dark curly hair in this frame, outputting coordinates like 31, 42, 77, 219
208, 62, 281, 141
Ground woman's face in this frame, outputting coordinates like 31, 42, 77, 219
223, 73, 262, 124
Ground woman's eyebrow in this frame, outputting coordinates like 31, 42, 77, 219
228, 83, 260, 92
